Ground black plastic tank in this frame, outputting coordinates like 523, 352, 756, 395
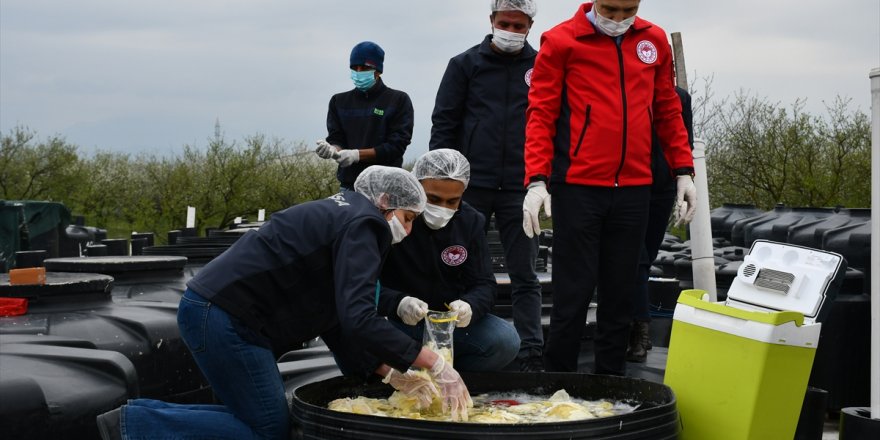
658, 233, 683, 252
43, 255, 193, 303
0, 271, 209, 402
821, 220, 871, 270
0, 334, 138, 440
100, 238, 130, 256
787, 208, 871, 249
714, 261, 744, 301
731, 205, 791, 247
741, 207, 835, 247
710, 204, 765, 241
290, 372, 679, 439
808, 293, 871, 412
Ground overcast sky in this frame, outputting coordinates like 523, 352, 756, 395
1, 0, 878, 162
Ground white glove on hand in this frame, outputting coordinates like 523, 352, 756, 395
448, 300, 472, 328
334, 149, 360, 167
315, 139, 339, 159
673, 175, 697, 227
428, 355, 473, 421
522, 181, 551, 238
397, 296, 428, 326
382, 368, 439, 410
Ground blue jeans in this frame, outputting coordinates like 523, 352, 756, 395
463, 188, 543, 359
122, 289, 289, 440
391, 314, 520, 371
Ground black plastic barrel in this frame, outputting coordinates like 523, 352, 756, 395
130, 238, 148, 256
808, 294, 871, 411
0, 271, 209, 402
14, 250, 47, 268
291, 372, 679, 439
86, 243, 108, 256
0, 334, 138, 440
131, 232, 155, 247
101, 238, 130, 256
839, 407, 880, 439
710, 204, 765, 241
794, 387, 828, 440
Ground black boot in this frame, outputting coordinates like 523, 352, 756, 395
96, 406, 124, 440
626, 321, 650, 363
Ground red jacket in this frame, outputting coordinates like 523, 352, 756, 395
525, 3, 694, 188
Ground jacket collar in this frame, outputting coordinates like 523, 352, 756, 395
478, 33, 538, 59
574, 2, 652, 38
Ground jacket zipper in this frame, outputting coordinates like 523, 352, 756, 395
500, 62, 511, 190
614, 40, 628, 187
572, 104, 592, 157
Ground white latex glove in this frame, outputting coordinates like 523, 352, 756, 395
448, 300, 472, 328
428, 355, 473, 421
382, 368, 439, 410
397, 296, 428, 326
522, 181, 551, 238
315, 139, 339, 159
673, 175, 697, 227
334, 149, 360, 167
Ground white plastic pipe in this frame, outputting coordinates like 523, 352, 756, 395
690, 137, 718, 301
186, 206, 196, 229
869, 67, 880, 419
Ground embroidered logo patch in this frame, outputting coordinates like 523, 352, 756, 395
636, 40, 658, 64
373, 108, 385, 116
524, 68, 533, 87
441, 245, 468, 266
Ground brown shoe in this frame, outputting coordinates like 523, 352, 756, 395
626, 321, 650, 363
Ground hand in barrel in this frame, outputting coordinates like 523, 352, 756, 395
429, 355, 473, 421
382, 369, 439, 410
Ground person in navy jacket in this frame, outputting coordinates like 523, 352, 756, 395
316, 41, 415, 190
96, 166, 473, 440
378, 149, 520, 372
429, 0, 545, 373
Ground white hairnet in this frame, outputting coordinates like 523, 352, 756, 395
354, 166, 427, 213
412, 149, 471, 188
491, 0, 537, 18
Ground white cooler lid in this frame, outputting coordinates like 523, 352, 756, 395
725, 240, 845, 324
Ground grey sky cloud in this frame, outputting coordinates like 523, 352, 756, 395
1, 0, 878, 161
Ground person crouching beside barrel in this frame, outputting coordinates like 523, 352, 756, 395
96, 166, 473, 440
372, 149, 520, 373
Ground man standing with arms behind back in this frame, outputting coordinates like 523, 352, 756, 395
430, 0, 544, 372
522, 0, 697, 375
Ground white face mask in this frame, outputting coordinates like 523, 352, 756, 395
422, 204, 457, 230
491, 28, 526, 53
388, 212, 408, 244
594, 9, 635, 37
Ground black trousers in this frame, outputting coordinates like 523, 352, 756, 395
543, 184, 650, 375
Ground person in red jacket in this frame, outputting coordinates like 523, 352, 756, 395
522, 0, 697, 375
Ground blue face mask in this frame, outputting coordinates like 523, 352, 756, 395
350, 69, 376, 92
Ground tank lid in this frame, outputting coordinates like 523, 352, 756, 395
0, 272, 113, 299
43, 256, 187, 274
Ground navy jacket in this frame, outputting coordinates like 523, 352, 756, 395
429, 35, 537, 191
326, 79, 414, 187
187, 191, 421, 377
651, 86, 694, 192
378, 202, 496, 323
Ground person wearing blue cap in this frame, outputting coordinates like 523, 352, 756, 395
316, 41, 415, 190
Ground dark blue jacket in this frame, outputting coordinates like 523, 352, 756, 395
651, 86, 694, 192
378, 202, 496, 322
187, 191, 421, 377
326, 79, 414, 187
429, 35, 537, 191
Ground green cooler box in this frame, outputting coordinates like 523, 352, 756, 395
665, 240, 845, 440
